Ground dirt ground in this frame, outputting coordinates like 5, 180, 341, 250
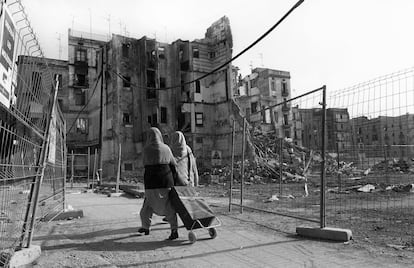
29, 184, 414, 268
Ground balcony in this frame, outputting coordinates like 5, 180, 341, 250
282, 89, 289, 97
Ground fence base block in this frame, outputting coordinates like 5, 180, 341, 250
9, 245, 41, 268
42, 209, 84, 221
296, 226, 352, 242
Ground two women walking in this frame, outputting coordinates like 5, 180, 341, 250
138, 128, 198, 240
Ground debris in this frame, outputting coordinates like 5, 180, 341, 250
387, 244, 407, 250
357, 184, 375, 193
264, 194, 279, 203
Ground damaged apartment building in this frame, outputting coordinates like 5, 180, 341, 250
66, 16, 240, 177
234, 68, 302, 145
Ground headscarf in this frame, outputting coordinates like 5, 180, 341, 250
170, 131, 188, 158
143, 127, 174, 166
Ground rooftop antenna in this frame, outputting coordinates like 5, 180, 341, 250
70, 14, 75, 30
88, 8, 92, 41
106, 14, 111, 39
249, 61, 253, 72
56, 32, 62, 59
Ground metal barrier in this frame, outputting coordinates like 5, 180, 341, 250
326, 67, 414, 247
67, 148, 98, 188
0, 1, 66, 266
228, 86, 326, 233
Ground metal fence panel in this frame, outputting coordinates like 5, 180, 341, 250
326, 67, 414, 247
0, 1, 66, 266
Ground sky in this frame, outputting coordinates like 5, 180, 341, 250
20, 0, 414, 97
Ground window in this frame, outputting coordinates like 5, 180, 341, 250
158, 47, 165, 59
282, 80, 288, 95
250, 79, 257, 88
251, 102, 257, 113
161, 107, 167, 123
124, 163, 133, 171
146, 70, 156, 88
147, 113, 157, 126
209, 51, 215, 59
160, 77, 166, 88
75, 73, 87, 87
74, 89, 86, 105
195, 80, 201, 93
283, 114, 289, 125
195, 112, 203, 126
193, 47, 199, 58
123, 113, 131, 124
76, 49, 87, 62
274, 111, 278, 123
123, 76, 131, 88
53, 74, 62, 89
122, 43, 130, 58
76, 118, 88, 133
196, 137, 203, 143
147, 88, 156, 99
271, 80, 276, 92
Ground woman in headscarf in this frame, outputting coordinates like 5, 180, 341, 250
169, 131, 199, 187
138, 127, 179, 240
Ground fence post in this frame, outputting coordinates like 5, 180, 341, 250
337, 142, 341, 192
240, 118, 246, 214
71, 150, 74, 189
229, 120, 235, 212
116, 143, 122, 193
320, 85, 327, 228
93, 148, 98, 189
87, 147, 90, 188
279, 138, 283, 195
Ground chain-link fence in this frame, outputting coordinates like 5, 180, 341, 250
0, 1, 66, 266
226, 86, 327, 233
326, 67, 414, 247
67, 148, 98, 188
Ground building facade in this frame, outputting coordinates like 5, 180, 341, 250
235, 68, 296, 141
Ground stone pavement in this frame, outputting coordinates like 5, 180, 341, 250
31, 190, 412, 268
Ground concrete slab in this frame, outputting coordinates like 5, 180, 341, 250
107, 192, 123, 197
9, 245, 41, 268
296, 226, 353, 242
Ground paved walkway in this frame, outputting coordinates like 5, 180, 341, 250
32, 190, 413, 268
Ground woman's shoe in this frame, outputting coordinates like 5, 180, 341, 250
138, 228, 150, 235
167, 229, 178, 240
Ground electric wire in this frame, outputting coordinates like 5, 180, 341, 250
110, 0, 305, 91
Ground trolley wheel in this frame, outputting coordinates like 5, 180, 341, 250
188, 231, 197, 244
208, 228, 217, 239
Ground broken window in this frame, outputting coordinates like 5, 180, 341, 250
271, 80, 276, 92
123, 113, 131, 124
161, 107, 167, 123
195, 80, 201, 93
76, 118, 88, 133
274, 111, 278, 123
74, 89, 86, 106
282, 80, 288, 95
147, 50, 156, 69
146, 70, 156, 88
283, 114, 289, 125
75, 73, 87, 87
251, 102, 257, 113
76, 49, 87, 62
196, 137, 203, 144
250, 79, 257, 88
193, 47, 199, 58
122, 43, 130, 58
195, 112, 203, 126
160, 77, 166, 88
147, 89, 156, 99
123, 76, 131, 88
180, 60, 189, 71
124, 163, 133, 171
158, 47, 165, 59
209, 51, 215, 59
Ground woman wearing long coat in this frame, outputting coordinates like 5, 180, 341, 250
169, 131, 199, 187
138, 127, 179, 240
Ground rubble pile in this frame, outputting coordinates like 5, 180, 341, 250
371, 159, 414, 174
